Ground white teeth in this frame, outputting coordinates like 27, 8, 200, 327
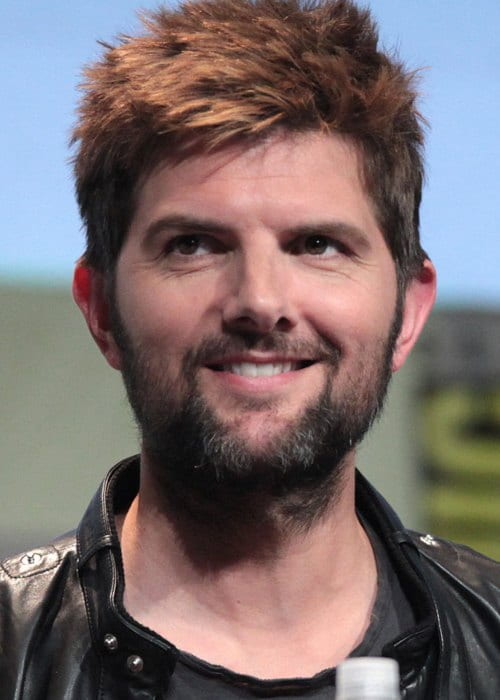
223, 362, 294, 377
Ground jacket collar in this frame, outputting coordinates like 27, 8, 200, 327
77, 457, 178, 697
354, 471, 439, 686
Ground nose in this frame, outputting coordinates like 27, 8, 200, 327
222, 246, 298, 335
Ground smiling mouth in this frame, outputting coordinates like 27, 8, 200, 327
208, 360, 315, 377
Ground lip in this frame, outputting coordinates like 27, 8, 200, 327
205, 354, 316, 369
202, 358, 319, 393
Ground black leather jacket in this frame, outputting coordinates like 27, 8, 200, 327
1, 457, 499, 699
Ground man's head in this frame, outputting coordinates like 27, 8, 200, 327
73, 0, 427, 292
72, 0, 436, 518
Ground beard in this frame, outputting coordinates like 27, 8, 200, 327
111, 302, 400, 528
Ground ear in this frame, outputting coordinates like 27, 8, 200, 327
72, 261, 122, 371
391, 259, 436, 372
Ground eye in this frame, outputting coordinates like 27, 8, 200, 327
167, 234, 215, 256
304, 235, 333, 255
292, 234, 345, 257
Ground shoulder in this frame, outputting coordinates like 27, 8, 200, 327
0, 532, 79, 624
0, 531, 83, 642
1, 532, 75, 576
407, 530, 500, 603
404, 530, 500, 693
0, 531, 77, 582
0, 533, 96, 696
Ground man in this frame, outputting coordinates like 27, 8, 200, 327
1, 0, 499, 697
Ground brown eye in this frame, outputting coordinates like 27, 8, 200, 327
301, 235, 342, 256
304, 235, 329, 254
172, 235, 203, 255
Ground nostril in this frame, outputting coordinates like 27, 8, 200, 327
275, 316, 295, 332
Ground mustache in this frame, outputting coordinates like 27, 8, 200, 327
183, 333, 341, 370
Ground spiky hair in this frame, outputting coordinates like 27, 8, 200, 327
73, 0, 427, 284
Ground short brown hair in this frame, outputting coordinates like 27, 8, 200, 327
73, 0, 427, 287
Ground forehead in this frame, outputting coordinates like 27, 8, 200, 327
129, 131, 381, 239
142, 131, 362, 189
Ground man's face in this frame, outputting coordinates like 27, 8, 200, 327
111, 132, 403, 485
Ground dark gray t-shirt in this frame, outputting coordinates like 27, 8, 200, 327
162, 524, 416, 698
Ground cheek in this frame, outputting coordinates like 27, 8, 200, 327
118, 282, 215, 360
304, 279, 397, 351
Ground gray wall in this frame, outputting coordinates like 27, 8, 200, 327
1, 284, 424, 559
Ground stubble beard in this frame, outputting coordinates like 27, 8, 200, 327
111, 301, 400, 532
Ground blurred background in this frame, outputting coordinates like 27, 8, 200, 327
1, 0, 499, 559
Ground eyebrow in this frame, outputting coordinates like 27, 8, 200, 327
143, 214, 236, 246
142, 214, 370, 250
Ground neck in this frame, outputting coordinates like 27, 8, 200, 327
137, 448, 351, 566
118, 451, 377, 678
